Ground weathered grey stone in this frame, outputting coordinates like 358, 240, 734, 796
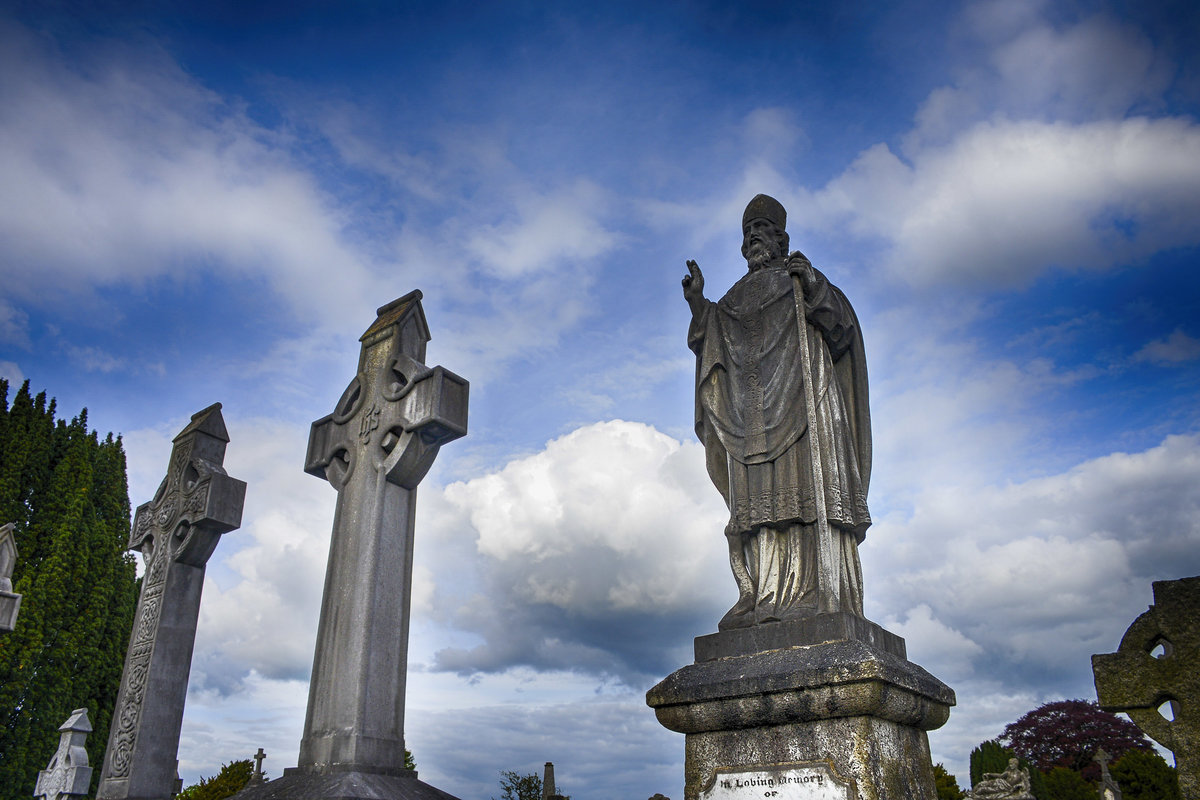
540, 762, 567, 800
965, 758, 1034, 800
1092, 575, 1199, 799
96, 404, 246, 800
248, 748, 267, 787
234, 291, 467, 800
1093, 748, 1122, 800
695, 612, 905, 662
34, 707, 94, 800
225, 772, 461, 800
683, 195, 871, 627
0, 521, 21, 632
653, 197, 953, 800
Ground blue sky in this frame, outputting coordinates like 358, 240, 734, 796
2, 0, 1200, 796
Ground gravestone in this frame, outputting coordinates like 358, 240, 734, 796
232, 291, 467, 800
542, 762, 567, 800
34, 707, 94, 800
0, 521, 20, 632
248, 748, 267, 786
965, 758, 1034, 800
647, 196, 954, 800
96, 404, 247, 800
1093, 749, 1122, 800
1092, 575, 1199, 798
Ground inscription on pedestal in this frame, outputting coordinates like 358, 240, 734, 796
701, 764, 856, 800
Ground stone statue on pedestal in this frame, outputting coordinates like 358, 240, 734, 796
649, 195, 954, 800
968, 759, 1035, 800
683, 194, 871, 628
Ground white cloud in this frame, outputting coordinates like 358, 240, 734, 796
814, 117, 1200, 287
0, 22, 375, 322
464, 180, 619, 279
0, 361, 23, 387
1133, 328, 1200, 365
0, 300, 29, 348
432, 420, 728, 681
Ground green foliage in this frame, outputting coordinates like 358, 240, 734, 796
968, 740, 1047, 798
404, 748, 415, 771
1043, 766, 1098, 800
1109, 748, 1180, 800
177, 759, 255, 800
0, 380, 139, 798
970, 740, 1015, 787
494, 770, 542, 800
933, 762, 965, 800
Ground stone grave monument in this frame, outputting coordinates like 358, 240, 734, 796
647, 195, 955, 800
541, 762, 567, 800
232, 290, 467, 800
247, 748, 267, 787
34, 707, 94, 800
1092, 575, 1198, 798
965, 758, 1035, 800
96, 403, 247, 800
0, 521, 21, 632
1093, 749, 1122, 800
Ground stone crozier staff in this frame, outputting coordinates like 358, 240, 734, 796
683, 194, 871, 629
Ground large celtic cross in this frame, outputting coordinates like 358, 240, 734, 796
97, 404, 246, 800
1092, 576, 1199, 798
295, 290, 467, 776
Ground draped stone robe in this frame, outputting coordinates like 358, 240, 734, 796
689, 263, 871, 623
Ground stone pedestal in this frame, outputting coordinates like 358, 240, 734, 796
647, 614, 954, 800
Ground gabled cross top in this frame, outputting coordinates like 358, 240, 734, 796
35, 708, 93, 800
131, 403, 247, 570
1093, 575, 1199, 796
306, 290, 468, 492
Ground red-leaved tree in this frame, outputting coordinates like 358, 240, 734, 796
1000, 699, 1153, 779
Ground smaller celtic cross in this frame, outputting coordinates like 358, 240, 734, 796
1093, 576, 1199, 799
96, 404, 246, 800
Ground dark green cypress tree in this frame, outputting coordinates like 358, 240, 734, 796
0, 380, 139, 798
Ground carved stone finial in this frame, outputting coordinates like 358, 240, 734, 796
34, 708, 93, 800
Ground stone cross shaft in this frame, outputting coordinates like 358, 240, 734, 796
0, 521, 21, 632
1092, 575, 1199, 798
297, 290, 467, 776
96, 404, 246, 800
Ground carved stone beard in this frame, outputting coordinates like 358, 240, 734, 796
745, 237, 783, 271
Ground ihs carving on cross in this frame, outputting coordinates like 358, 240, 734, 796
306, 290, 467, 492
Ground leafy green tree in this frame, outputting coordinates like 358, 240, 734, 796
494, 770, 542, 800
1043, 766, 1097, 800
933, 762, 965, 799
1109, 748, 1180, 800
177, 759, 254, 800
405, 748, 416, 771
970, 740, 1015, 787
0, 380, 140, 797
